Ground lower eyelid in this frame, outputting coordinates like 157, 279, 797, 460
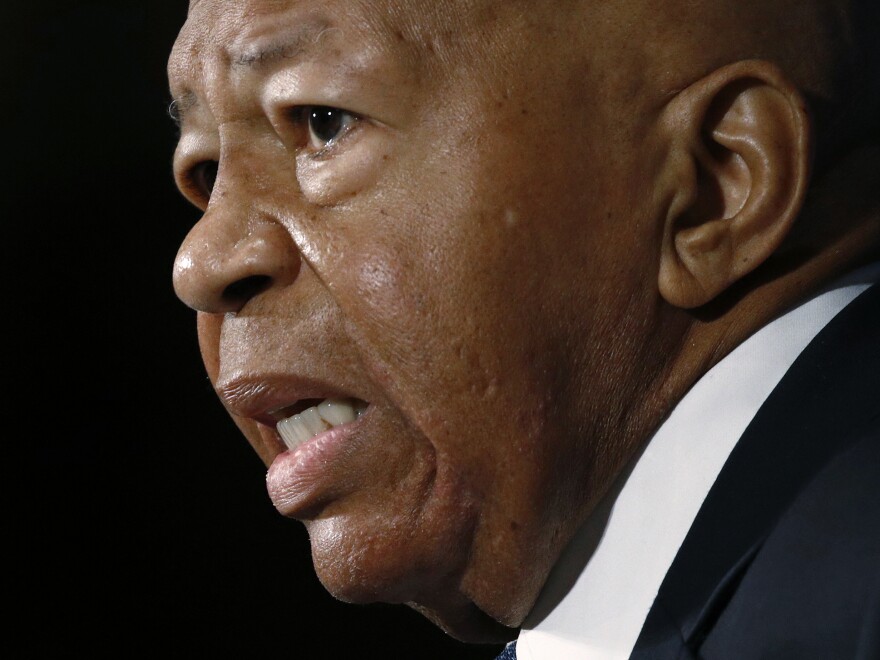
306, 118, 361, 160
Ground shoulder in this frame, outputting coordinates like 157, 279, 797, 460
701, 422, 880, 659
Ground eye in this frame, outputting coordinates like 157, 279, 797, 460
189, 160, 218, 199
302, 106, 359, 151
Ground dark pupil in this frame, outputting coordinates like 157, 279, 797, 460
309, 107, 344, 143
201, 161, 218, 193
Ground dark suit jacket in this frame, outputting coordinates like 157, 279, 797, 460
631, 284, 880, 659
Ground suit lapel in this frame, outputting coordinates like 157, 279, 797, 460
631, 284, 880, 658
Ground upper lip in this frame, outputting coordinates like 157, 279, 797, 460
216, 373, 358, 428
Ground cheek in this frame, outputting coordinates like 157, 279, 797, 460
296, 132, 390, 206
332, 226, 556, 466
304, 460, 482, 604
332, 240, 444, 384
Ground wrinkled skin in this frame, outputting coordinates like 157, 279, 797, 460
170, 0, 879, 643
170, 0, 680, 639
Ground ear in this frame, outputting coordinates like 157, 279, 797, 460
657, 60, 811, 309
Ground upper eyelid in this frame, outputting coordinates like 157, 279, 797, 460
174, 132, 218, 164
265, 102, 355, 126
259, 74, 367, 129
174, 132, 218, 169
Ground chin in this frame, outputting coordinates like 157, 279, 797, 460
305, 515, 445, 605
304, 515, 517, 644
407, 600, 518, 644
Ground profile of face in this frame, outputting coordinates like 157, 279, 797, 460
169, 0, 715, 641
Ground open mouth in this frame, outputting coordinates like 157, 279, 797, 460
272, 398, 368, 451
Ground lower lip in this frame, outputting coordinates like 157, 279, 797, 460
266, 414, 366, 518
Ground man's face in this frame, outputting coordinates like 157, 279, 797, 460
170, 0, 666, 640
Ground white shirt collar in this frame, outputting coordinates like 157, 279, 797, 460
517, 264, 879, 660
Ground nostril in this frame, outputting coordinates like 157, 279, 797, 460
222, 275, 272, 305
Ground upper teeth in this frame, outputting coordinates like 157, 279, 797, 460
277, 398, 366, 450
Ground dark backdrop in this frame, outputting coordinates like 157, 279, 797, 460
6, 3, 503, 657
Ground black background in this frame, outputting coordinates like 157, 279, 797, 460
7, 3, 503, 656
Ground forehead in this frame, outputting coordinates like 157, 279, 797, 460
167, 0, 672, 139
168, 0, 508, 96
173, 0, 386, 61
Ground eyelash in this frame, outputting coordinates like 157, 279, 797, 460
290, 105, 361, 157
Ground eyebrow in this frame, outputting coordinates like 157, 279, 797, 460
230, 22, 335, 69
169, 21, 337, 127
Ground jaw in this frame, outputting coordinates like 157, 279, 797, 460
407, 598, 518, 645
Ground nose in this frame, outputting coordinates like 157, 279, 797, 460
173, 202, 301, 314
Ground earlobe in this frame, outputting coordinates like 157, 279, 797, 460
657, 60, 811, 309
